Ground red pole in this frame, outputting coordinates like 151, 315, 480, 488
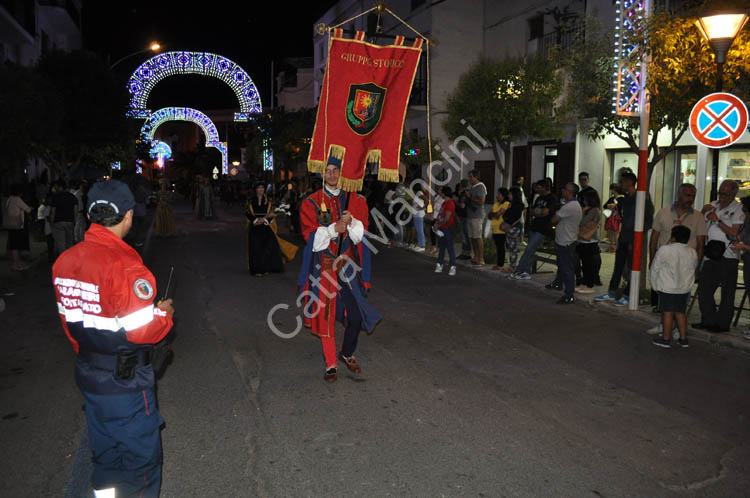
628, 0, 651, 311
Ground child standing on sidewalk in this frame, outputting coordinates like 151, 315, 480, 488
651, 225, 697, 348
434, 186, 457, 276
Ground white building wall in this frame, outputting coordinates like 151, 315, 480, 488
277, 68, 315, 111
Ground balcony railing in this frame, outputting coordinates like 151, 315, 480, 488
538, 24, 584, 59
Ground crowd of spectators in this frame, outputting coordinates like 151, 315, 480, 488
6, 166, 750, 343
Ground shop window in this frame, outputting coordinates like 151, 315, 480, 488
678, 152, 697, 186
723, 148, 750, 197
702, 148, 750, 204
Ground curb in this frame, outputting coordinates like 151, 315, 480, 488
398, 242, 750, 353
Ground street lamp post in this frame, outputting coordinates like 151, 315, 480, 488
695, 12, 748, 201
110, 42, 162, 69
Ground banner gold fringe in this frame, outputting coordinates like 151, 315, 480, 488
377, 168, 400, 183
307, 159, 325, 173
338, 176, 364, 192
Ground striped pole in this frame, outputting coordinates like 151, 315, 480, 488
628, 0, 651, 311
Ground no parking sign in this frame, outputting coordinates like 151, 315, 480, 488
689, 92, 748, 148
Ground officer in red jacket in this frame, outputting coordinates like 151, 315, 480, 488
53, 180, 174, 498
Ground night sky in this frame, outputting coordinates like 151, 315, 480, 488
82, 0, 336, 110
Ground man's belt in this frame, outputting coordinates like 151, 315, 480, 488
78, 350, 152, 380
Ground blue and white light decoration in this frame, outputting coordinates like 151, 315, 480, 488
613, 0, 645, 116
140, 107, 229, 174
149, 140, 173, 169
263, 138, 273, 171
126, 51, 262, 122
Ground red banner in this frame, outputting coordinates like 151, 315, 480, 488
308, 29, 423, 191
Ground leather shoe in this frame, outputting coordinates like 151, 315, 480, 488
338, 354, 362, 373
324, 367, 337, 382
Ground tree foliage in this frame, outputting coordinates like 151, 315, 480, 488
0, 49, 140, 180
443, 55, 565, 186
566, 7, 750, 175
247, 107, 316, 173
36, 50, 135, 175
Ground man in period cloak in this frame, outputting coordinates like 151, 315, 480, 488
297, 162, 381, 382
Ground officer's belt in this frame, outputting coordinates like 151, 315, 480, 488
78, 350, 152, 369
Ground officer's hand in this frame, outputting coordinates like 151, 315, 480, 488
157, 298, 175, 317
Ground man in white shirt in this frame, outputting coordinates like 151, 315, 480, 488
695, 180, 744, 332
547, 183, 583, 304
467, 169, 487, 265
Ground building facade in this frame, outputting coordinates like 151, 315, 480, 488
0, 0, 81, 67
275, 56, 315, 111
313, 0, 750, 209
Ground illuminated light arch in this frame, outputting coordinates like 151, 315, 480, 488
126, 51, 262, 121
140, 107, 228, 174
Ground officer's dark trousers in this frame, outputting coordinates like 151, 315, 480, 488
698, 257, 739, 330
83, 388, 163, 498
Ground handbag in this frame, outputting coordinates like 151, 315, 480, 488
2, 198, 23, 230
705, 239, 726, 261
579, 220, 600, 241
483, 218, 492, 238
500, 218, 520, 233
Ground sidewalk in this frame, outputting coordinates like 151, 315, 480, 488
404, 234, 750, 352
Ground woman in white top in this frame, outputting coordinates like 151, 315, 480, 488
5, 184, 33, 271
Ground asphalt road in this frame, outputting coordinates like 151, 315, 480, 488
1, 200, 749, 498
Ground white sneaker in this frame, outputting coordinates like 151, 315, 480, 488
448, 266, 456, 276
414, 246, 426, 253
435, 263, 443, 273
646, 324, 662, 335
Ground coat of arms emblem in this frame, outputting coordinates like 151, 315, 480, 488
346, 83, 386, 135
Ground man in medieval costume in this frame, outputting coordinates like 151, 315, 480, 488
297, 162, 381, 382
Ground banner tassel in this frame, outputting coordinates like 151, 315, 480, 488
328, 144, 346, 162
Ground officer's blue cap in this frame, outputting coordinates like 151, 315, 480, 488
87, 180, 136, 215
